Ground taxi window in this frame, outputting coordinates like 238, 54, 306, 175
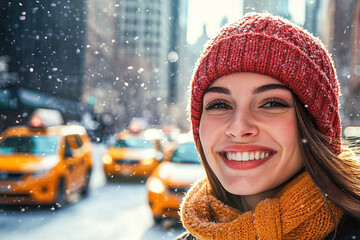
65, 135, 81, 149
74, 135, 83, 148
113, 137, 154, 149
64, 137, 73, 158
0, 136, 59, 155
170, 142, 200, 164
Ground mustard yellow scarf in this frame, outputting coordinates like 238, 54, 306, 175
180, 171, 343, 240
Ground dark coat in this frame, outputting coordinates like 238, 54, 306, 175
175, 214, 360, 240
324, 214, 360, 240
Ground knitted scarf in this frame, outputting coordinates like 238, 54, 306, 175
180, 171, 343, 240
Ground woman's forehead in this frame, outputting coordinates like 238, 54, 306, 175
207, 72, 286, 93
209, 72, 283, 87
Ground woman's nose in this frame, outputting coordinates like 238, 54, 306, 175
225, 108, 259, 139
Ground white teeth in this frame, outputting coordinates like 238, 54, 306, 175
226, 151, 271, 161
242, 152, 249, 161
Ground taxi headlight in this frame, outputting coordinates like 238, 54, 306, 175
141, 158, 155, 165
147, 177, 165, 194
102, 154, 113, 164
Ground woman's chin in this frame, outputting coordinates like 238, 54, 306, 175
221, 178, 280, 197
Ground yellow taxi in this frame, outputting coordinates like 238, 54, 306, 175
102, 131, 163, 180
0, 109, 93, 207
147, 140, 205, 224
343, 125, 360, 160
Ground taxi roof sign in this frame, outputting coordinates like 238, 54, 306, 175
28, 108, 64, 128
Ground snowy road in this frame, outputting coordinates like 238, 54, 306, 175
0, 143, 185, 240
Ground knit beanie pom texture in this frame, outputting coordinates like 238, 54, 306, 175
190, 13, 341, 154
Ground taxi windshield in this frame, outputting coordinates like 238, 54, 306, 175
0, 136, 59, 155
170, 142, 200, 164
113, 137, 154, 149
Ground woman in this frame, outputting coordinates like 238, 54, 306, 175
176, 13, 360, 239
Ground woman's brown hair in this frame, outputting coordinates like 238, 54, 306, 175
198, 94, 360, 219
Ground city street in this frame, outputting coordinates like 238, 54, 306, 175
1, 1, 359, 239
0, 144, 185, 240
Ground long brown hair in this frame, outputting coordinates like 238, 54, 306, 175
198, 94, 360, 219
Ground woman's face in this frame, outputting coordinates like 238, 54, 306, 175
199, 72, 303, 196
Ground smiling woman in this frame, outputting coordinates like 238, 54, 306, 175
176, 12, 360, 240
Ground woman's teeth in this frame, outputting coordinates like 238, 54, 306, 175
226, 152, 270, 161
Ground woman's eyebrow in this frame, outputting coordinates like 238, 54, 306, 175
204, 86, 230, 95
253, 84, 290, 94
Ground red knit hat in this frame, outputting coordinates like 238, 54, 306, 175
190, 13, 341, 154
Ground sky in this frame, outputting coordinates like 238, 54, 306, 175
186, 0, 243, 44
186, 0, 306, 44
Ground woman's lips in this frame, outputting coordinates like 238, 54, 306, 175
220, 146, 276, 170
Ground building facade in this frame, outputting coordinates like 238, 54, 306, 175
85, 0, 188, 133
304, 0, 360, 126
0, 0, 87, 131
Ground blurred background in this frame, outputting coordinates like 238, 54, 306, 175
0, 0, 359, 239
1, 0, 360, 137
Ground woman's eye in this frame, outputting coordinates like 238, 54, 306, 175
261, 98, 290, 108
205, 100, 232, 110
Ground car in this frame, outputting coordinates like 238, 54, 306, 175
343, 125, 360, 160
147, 140, 205, 224
0, 108, 93, 207
102, 131, 163, 180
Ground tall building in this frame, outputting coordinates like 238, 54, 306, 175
0, 0, 87, 131
168, 0, 182, 104
84, 0, 122, 136
117, 0, 171, 95
166, 0, 190, 129
172, 23, 209, 131
304, 0, 360, 126
85, 0, 188, 132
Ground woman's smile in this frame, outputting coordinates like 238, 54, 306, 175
219, 145, 276, 170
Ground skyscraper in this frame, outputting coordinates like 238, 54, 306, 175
85, 0, 188, 130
